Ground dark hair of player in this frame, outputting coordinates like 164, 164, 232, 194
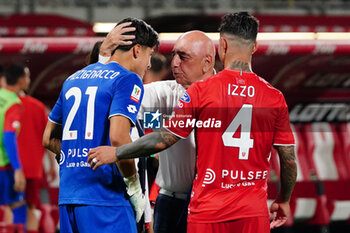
5, 63, 26, 85
87, 40, 103, 65
112, 17, 159, 55
218, 12, 259, 43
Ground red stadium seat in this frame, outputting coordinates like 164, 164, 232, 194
337, 123, 350, 177
303, 123, 349, 180
291, 124, 329, 223
302, 122, 350, 222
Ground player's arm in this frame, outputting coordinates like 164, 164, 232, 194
269, 93, 297, 229
42, 120, 62, 155
107, 115, 148, 223
88, 128, 180, 169
3, 104, 26, 192
99, 22, 136, 59
109, 115, 137, 176
270, 145, 297, 229
275, 145, 297, 202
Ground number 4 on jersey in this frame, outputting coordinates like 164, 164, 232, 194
222, 104, 254, 160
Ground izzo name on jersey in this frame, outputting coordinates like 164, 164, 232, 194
228, 84, 255, 97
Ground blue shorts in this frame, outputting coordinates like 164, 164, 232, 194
0, 169, 25, 205
59, 204, 137, 233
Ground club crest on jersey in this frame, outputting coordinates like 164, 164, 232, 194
130, 85, 142, 103
180, 92, 191, 103
144, 110, 162, 129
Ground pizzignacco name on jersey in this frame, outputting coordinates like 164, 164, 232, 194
67, 69, 120, 81
164, 118, 222, 128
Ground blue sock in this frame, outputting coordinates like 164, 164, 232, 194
13, 203, 27, 225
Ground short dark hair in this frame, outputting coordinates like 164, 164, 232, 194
112, 18, 159, 54
5, 64, 26, 85
218, 12, 259, 43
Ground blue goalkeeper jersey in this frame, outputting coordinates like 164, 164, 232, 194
49, 62, 144, 206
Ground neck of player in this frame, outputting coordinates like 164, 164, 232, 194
223, 44, 253, 73
6, 85, 22, 95
224, 55, 252, 73
110, 51, 141, 77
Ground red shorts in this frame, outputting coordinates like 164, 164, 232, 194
25, 178, 41, 207
187, 216, 270, 233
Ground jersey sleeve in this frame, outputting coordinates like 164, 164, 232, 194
273, 94, 295, 146
164, 83, 199, 139
4, 104, 23, 133
49, 90, 64, 125
109, 73, 144, 127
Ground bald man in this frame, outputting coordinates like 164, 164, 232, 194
99, 30, 215, 233
141, 31, 215, 233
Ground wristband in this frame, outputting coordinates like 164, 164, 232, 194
124, 173, 141, 196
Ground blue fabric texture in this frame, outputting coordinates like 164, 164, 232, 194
59, 204, 137, 233
3, 131, 21, 170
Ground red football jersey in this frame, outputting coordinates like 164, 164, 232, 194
165, 69, 295, 223
18, 95, 48, 178
4, 104, 23, 133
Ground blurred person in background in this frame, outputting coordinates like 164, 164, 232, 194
0, 64, 28, 226
88, 12, 297, 233
16, 65, 57, 233
43, 18, 158, 233
143, 53, 168, 84
97, 29, 216, 233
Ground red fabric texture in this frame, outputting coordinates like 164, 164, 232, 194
17, 95, 47, 178
187, 216, 270, 233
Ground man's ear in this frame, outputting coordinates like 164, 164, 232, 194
221, 37, 228, 54
201, 55, 213, 74
218, 37, 227, 63
132, 44, 142, 59
252, 41, 258, 54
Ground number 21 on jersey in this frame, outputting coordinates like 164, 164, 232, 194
62, 86, 98, 141
222, 104, 254, 160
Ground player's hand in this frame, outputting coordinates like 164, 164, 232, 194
88, 146, 118, 170
14, 169, 26, 192
99, 22, 136, 57
124, 173, 146, 223
269, 200, 290, 229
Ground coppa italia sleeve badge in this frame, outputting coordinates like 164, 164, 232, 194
130, 85, 142, 103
